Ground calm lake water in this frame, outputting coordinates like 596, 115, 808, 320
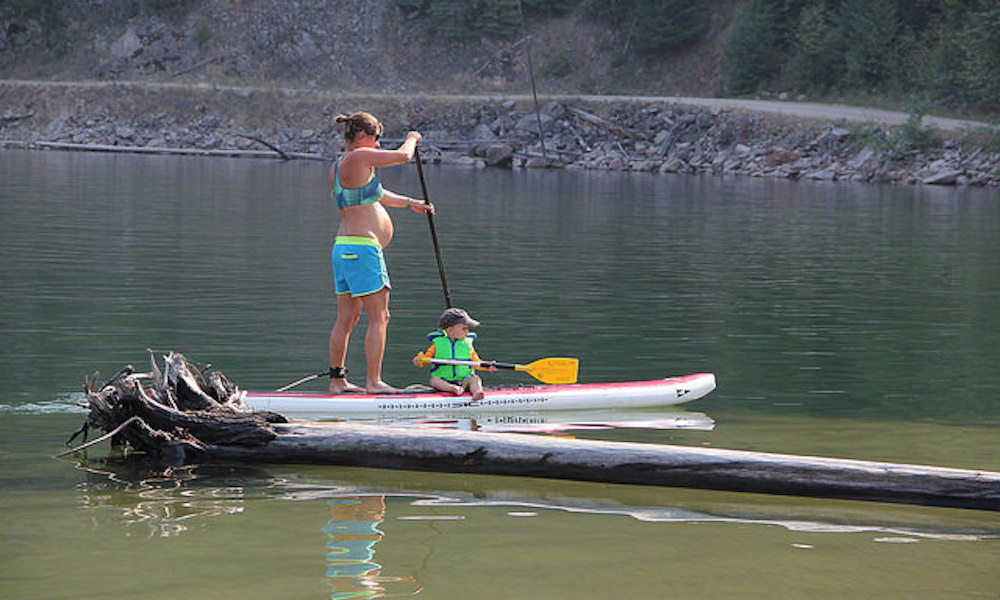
1, 149, 998, 599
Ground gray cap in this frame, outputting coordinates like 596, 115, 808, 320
439, 307, 480, 329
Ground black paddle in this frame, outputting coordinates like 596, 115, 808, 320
414, 146, 453, 309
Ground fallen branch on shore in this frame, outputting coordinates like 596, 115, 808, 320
1, 111, 33, 124
171, 53, 229, 78
473, 37, 528, 77
567, 107, 635, 139
238, 134, 291, 160
63, 353, 1000, 511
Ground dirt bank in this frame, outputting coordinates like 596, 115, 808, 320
1, 80, 998, 187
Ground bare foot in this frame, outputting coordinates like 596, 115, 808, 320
367, 380, 403, 394
448, 384, 465, 396
471, 390, 485, 401
329, 379, 365, 394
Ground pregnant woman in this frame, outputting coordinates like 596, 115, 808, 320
328, 111, 433, 394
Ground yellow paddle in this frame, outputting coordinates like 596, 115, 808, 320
417, 353, 579, 385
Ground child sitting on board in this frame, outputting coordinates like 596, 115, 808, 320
412, 308, 494, 401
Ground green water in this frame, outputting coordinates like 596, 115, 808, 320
1, 149, 998, 599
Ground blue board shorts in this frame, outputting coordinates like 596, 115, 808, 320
332, 236, 391, 297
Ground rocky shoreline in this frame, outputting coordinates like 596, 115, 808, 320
2, 81, 998, 187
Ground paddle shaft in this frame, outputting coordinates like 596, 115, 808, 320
426, 357, 516, 371
414, 146, 453, 308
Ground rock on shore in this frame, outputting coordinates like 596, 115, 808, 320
1, 81, 997, 188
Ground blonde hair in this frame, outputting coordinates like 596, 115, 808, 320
334, 112, 383, 142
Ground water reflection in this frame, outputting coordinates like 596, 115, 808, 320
61, 459, 998, 600
69, 460, 999, 544
323, 496, 420, 599
405, 493, 990, 541
345, 409, 715, 434
72, 460, 256, 537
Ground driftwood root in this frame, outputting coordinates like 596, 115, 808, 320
70, 351, 287, 461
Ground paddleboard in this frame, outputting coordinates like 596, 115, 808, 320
245, 373, 716, 416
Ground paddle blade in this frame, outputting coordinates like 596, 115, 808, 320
521, 357, 579, 384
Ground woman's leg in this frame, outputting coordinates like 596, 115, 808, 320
329, 293, 364, 393
359, 288, 399, 393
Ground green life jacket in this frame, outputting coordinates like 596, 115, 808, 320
429, 330, 477, 382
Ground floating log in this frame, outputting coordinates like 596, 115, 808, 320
33, 140, 325, 160
66, 353, 1000, 511
204, 421, 1000, 511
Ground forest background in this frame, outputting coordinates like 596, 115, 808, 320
4, 0, 999, 117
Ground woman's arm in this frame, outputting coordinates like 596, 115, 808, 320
351, 131, 422, 168
380, 189, 434, 214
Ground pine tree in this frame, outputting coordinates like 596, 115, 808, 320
631, 0, 710, 55
838, 0, 903, 91
725, 0, 783, 94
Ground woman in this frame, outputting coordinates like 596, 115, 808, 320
328, 111, 432, 394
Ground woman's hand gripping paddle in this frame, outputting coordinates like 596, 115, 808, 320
416, 353, 579, 385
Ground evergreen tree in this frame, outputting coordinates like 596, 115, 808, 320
959, 5, 1000, 105
475, 0, 521, 37
521, 0, 577, 17
838, 0, 903, 91
724, 0, 783, 94
580, 0, 633, 25
786, 3, 840, 93
427, 0, 478, 39
631, 0, 711, 55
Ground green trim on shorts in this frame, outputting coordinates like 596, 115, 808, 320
335, 235, 381, 248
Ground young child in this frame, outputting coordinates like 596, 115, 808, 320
413, 308, 493, 401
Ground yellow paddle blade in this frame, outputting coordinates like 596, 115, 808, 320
517, 357, 579, 385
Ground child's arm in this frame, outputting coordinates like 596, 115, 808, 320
413, 344, 436, 367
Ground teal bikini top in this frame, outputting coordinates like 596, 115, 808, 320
332, 162, 383, 209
